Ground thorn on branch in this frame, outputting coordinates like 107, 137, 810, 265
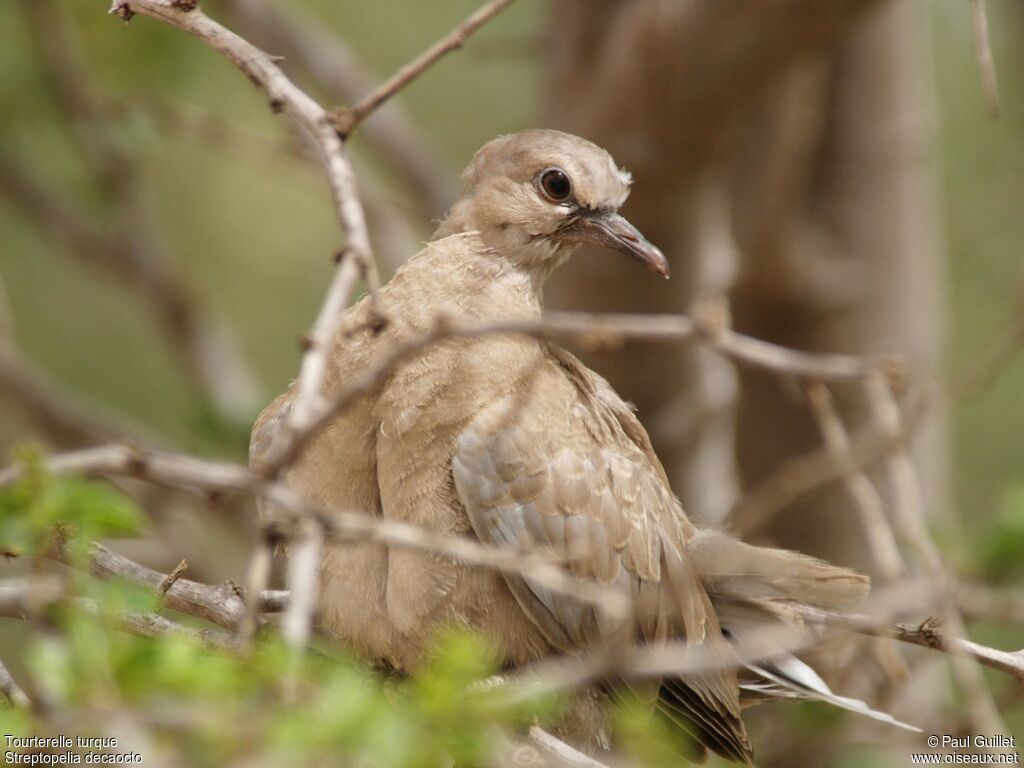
124, 449, 148, 477
227, 579, 244, 600
328, 107, 355, 140
268, 97, 285, 114
170, 0, 198, 11
297, 332, 314, 352
917, 615, 944, 649
109, 2, 135, 21
158, 558, 189, 596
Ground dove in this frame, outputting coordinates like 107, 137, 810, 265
252, 129, 913, 763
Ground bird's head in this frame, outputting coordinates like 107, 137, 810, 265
437, 129, 669, 279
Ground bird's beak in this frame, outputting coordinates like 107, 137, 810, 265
560, 210, 670, 279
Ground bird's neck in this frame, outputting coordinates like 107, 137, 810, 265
389, 232, 547, 325
434, 202, 570, 296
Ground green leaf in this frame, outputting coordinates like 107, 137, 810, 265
46, 477, 145, 538
0, 446, 144, 557
980, 483, 1024, 579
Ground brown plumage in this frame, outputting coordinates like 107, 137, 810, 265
252, 129, 872, 763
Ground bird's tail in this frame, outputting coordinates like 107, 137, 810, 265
741, 655, 921, 732
687, 529, 869, 630
687, 530, 920, 731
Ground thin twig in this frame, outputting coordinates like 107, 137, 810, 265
281, 518, 322, 656
0, 444, 628, 622
865, 372, 1008, 741
334, 0, 517, 135
953, 285, 1024, 400
527, 727, 611, 768
11, 537, 280, 630
731, 388, 930, 534
803, 380, 906, 581
157, 559, 189, 596
47, 541, 248, 631
969, 0, 1000, 119
958, 583, 1024, 626
0, 584, 243, 656
108, 0, 380, 465
218, 0, 455, 217
0, 658, 30, 709
492, 604, 1024, 700
107, 0, 386, 661
824, 611, 1024, 686
240, 533, 275, 644
255, 310, 886, 476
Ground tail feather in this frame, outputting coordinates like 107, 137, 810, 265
686, 530, 914, 734
742, 655, 921, 733
688, 529, 870, 611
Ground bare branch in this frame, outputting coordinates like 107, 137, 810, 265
334, 0, 518, 135
825, 611, 1024, 686
496, 603, 1024, 699
280, 519, 322, 655
0, 584, 243, 656
240, 534, 275, 643
527, 727, 611, 768
803, 380, 906, 581
0, 444, 628, 623
958, 583, 1024, 626
47, 541, 248, 631
865, 372, 1008, 739
255, 310, 887, 476
11, 536, 279, 631
259, 590, 289, 613
0, 658, 30, 709
732, 389, 930, 534
218, 0, 455, 217
969, 0, 1000, 118
108, 0, 381, 459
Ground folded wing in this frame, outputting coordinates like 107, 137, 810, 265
452, 353, 753, 763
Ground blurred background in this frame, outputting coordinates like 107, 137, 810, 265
0, 0, 1022, 764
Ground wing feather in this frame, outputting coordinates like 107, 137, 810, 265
452, 353, 752, 763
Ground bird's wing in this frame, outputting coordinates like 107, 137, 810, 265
249, 388, 293, 470
452, 351, 752, 763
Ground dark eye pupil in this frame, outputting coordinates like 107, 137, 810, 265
542, 169, 571, 200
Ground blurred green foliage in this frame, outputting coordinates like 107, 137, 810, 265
0, 445, 145, 557
2, 615, 565, 767
978, 483, 1024, 581
0, 470, 572, 766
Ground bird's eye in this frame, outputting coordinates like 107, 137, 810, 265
539, 168, 572, 202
